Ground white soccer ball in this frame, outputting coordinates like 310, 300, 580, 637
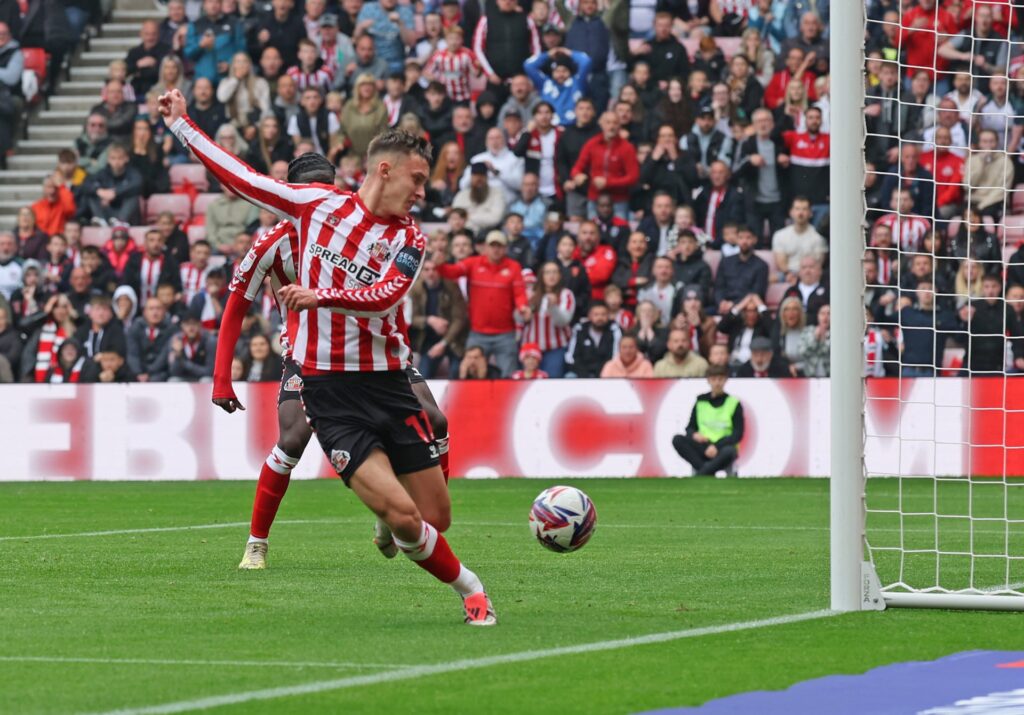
529, 486, 597, 553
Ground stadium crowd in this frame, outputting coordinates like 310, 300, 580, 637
0, 0, 1016, 382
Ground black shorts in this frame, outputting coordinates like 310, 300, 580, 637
278, 358, 304, 405
301, 370, 439, 485
405, 364, 425, 385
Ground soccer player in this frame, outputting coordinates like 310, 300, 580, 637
159, 89, 495, 625
213, 154, 452, 570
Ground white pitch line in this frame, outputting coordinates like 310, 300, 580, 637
0, 656, 408, 670
0, 519, 344, 542
82, 609, 839, 715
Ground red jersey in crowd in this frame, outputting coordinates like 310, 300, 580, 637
436, 255, 527, 334
570, 134, 640, 203
31, 185, 76, 237
180, 261, 211, 305
919, 147, 965, 209
874, 213, 932, 252
286, 64, 334, 93
510, 369, 548, 379
899, 2, 959, 78
520, 288, 575, 351
575, 244, 617, 300
764, 69, 818, 111
171, 116, 426, 375
427, 47, 481, 103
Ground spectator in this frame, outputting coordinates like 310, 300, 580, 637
185, 0, 246, 83
205, 184, 259, 252
724, 53, 763, 120
510, 342, 548, 379
129, 119, 169, 197
636, 12, 691, 87
944, 73, 983, 128
186, 267, 225, 330
553, 233, 591, 318
355, 0, 415, 74
9, 259, 46, 331
967, 128, 1013, 220
510, 103, 561, 203
451, 162, 506, 233
508, 173, 547, 247
695, 161, 744, 248
653, 326, 708, 378
671, 364, 743, 476
474, 0, 540, 87
771, 197, 827, 283
185, 77, 229, 143
675, 285, 718, 358
155, 211, 190, 264
0, 303, 21, 380
179, 240, 212, 306
961, 274, 1023, 374
459, 344, 501, 379
612, 230, 654, 310
717, 292, 771, 366
89, 80, 137, 142
592, 192, 631, 255
338, 34, 389, 92
555, 97, 598, 220
504, 213, 534, 270
159, 0, 189, 50
797, 303, 830, 377
126, 296, 173, 382
126, 20, 171, 98
713, 225, 768, 313
782, 255, 829, 325
75, 295, 126, 360
218, 52, 272, 142
636, 191, 677, 258
570, 111, 639, 220
919, 125, 965, 220
637, 256, 679, 325
21, 293, 78, 382
125, 229, 181, 303
864, 60, 900, 167
736, 335, 791, 377
286, 86, 341, 158
15, 206, 48, 262
600, 333, 653, 378
977, 75, 1020, 152
414, 12, 446, 65
423, 25, 481, 105
63, 266, 97, 317
639, 125, 699, 210
31, 175, 76, 238
81, 350, 135, 383
563, 0, 610, 107
671, 230, 713, 308
770, 295, 806, 376
565, 299, 621, 378
287, 38, 334, 94
899, 0, 958, 88
633, 299, 666, 361
604, 283, 635, 332
874, 189, 931, 253
240, 333, 283, 382
0, 232, 20, 300
0, 22, 22, 163
341, 75, 389, 158
76, 114, 112, 175
736, 108, 789, 241
243, 116, 292, 175
879, 143, 936, 218
152, 55, 192, 101
317, 14, 352, 81
462, 126, 525, 204
574, 220, 617, 301
167, 314, 215, 382
409, 258, 468, 379
522, 47, 591, 128
498, 74, 540, 128
781, 105, 829, 216
897, 282, 956, 377
521, 260, 575, 377
436, 230, 529, 377
78, 143, 143, 227
111, 284, 138, 329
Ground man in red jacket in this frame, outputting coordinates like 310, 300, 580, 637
919, 125, 965, 219
574, 220, 617, 300
436, 230, 531, 377
569, 111, 639, 221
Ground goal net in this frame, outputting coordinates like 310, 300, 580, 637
832, 0, 1024, 610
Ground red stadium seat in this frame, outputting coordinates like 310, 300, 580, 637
1013, 185, 1024, 215
81, 226, 111, 247
716, 37, 742, 60
765, 282, 789, 311
145, 193, 191, 224
128, 226, 153, 246
703, 249, 721, 278
21, 48, 48, 104
187, 225, 207, 244
1004, 214, 1024, 246
169, 164, 210, 192
191, 192, 221, 218
755, 249, 774, 269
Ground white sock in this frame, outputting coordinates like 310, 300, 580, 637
247, 535, 268, 544
449, 565, 484, 597
392, 521, 437, 562
266, 445, 300, 475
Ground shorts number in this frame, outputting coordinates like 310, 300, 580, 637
404, 411, 435, 444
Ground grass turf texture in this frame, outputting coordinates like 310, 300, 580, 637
2, 478, 1023, 715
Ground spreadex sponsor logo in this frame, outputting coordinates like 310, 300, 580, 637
307, 243, 380, 286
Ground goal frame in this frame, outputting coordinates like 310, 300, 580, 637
829, 1, 1024, 612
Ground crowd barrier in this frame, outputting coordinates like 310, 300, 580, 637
1, 378, 1021, 481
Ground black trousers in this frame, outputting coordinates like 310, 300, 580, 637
746, 200, 785, 247
672, 434, 738, 476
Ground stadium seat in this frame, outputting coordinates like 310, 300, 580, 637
169, 164, 210, 192
81, 226, 111, 247
128, 226, 153, 246
765, 282, 789, 310
191, 192, 221, 218
21, 48, 49, 106
1004, 214, 1024, 246
755, 249, 774, 269
1013, 185, 1024, 215
145, 193, 191, 225
703, 249, 721, 278
716, 37, 742, 60
187, 225, 207, 244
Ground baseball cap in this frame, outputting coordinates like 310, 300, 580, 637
682, 285, 702, 301
111, 226, 130, 241
520, 342, 542, 361
319, 12, 338, 26
750, 336, 772, 352
697, 103, 714, 117
470, 162, 489, 176
485, 230, 507, 245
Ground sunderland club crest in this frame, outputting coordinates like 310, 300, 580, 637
283, 374, 303, 392
330, 449, 351, 475
368, 240, 392, 263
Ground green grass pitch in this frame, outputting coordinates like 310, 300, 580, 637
3, 478, 1024, 714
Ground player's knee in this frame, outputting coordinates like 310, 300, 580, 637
421, 503, 451, 533
277, 428, 309, 460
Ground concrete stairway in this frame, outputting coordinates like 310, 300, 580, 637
0, 0, 163, 222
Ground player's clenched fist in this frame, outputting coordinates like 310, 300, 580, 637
157, 89, 187, 124
279, 284, 319, 311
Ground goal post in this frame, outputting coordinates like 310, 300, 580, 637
830, 0, 1024, 612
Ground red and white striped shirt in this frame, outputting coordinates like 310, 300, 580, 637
520, 288, 575, 352
139, 255, 165, 301
427, 47, 480, 103
286, 64, 334, 93
230, 219, 300, 356
873, 213, 931, 253
172, 116, 426, 373
180, 261, 211, 305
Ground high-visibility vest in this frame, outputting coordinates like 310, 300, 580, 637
695, 395, 740, 445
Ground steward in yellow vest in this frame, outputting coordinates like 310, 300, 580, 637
671, 364, 745, 476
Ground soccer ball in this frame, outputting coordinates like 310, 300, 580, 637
529, 486, 597, 553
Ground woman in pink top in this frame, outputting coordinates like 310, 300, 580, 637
600, 334, 654, 378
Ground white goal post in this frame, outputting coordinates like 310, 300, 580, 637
830, 0, 1024, 612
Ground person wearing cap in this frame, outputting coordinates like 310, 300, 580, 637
600, 334, 654, 378
672, 364, 743, 477
736, 335, 792, 378
452, 162, 508, 233
681, 103, 734, 185
653, 326, 709, 378
523, 46, 592, 127
317, 13, 354, 79
167, 312, 216, 383
511, 343, 549, 380
435, 230, 530, 377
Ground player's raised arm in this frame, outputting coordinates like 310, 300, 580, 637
158, 89, 328, 221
